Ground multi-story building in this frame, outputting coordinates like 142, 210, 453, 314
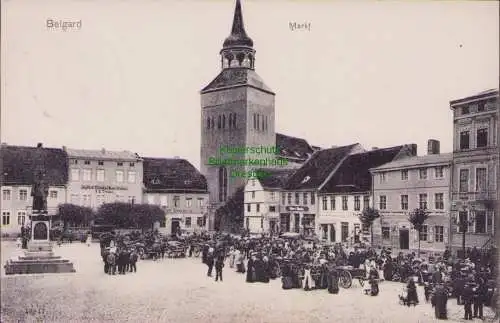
371, 140, 452, 252
279, 144, 365, 236
0, 143, 68, 235
199, 0, 317, 231
142, 157, 209, 235
449, 89, 499, 252
318, 145, 415, 245
243, 168, 292, 234
65, 148, 143, 210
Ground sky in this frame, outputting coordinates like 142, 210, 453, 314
1, 0, 498, 169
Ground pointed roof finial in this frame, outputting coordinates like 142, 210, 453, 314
223, 0, 253, 48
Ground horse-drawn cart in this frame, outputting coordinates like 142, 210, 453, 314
336, 265, 367, 288
166, 241, 187, 258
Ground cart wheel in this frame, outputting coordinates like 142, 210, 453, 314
339, 271, 352, 289
358, 278, 365, 287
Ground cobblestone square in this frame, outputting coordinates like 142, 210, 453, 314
1, 241, 495, 323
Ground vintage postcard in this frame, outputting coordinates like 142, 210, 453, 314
1, 0, 499, 322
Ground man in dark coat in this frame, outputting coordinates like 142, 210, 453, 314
473, 278, 485, 319
406, 278, 419, 305
462, 282, 474, 320
206, 252, 214, 277
327, 263, 339, 294
129, 250, 138, 272
383, 257, 394, 281
433, 283, 448, 319
215, 255, 224, 282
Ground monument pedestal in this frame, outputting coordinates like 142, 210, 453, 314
4, 213, 76, 275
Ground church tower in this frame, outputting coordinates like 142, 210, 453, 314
200, 0, 276, 209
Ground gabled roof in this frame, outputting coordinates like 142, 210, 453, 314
371, 152, 453, 172
254, 168, 293, 190
201, 68, 274, 94
143, 158, 208, 193
320, 145, 408, 194
66, 148, 140, 161
1, 145, 68, 186
276, 133, 314, 161
284, 144, 359, 190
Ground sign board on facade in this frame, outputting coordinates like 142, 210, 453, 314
165, 208, 193, 214
285, 206, 309, 212
81, 185, 128, 193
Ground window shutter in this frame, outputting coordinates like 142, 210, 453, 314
444, 227, 449, 244
428, 226, 434, 243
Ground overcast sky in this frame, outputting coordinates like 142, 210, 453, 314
1, 0, 498, 169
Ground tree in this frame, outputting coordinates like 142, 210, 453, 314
358, 207, 380, 246
57, 204, 94, 228
132, 204, 165, 232
96, 202, 134, 228
408, 208, 430, 258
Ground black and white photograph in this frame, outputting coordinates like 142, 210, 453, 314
1, 0, 499, 322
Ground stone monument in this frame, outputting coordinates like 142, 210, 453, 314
4, 143, 76, 275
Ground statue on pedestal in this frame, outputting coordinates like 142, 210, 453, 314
31, 170, 49, 214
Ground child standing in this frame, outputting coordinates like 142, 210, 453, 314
215, 255, 225, 282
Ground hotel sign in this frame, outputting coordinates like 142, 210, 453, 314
165, 208, 192, 214
81, 185, 128, 193
285, 206, 309, 212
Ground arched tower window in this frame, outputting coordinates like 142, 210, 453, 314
228, 114, 232, 129
218, 166, 228, 202
261, 115, 265, 131
256, 115, 260, 131
236, 53, 245, 66
232, 113, 237, 128
211, 117, 215, 129
217, 115, 222, 129
222, 114, 226, 128
207, 117, 211, 129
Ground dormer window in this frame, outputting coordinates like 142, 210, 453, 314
301, 176, 311, 184
152, 178, 160, 185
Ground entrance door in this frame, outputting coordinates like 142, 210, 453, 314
329, 225, 336, 243
294, 214, 300, 233
171, 220, 180, 235
280, 214, 290, 232
354, 224, 360, 243
399, 229, 409, 249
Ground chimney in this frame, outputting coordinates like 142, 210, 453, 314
427, 139, 440, 155
62, 146, 67, 152
101, 148, 106, 154
409, 144, 418, 156
37, 143, 43, 148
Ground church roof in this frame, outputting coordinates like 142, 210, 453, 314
201, 67, 274, 94
0, 145, 68, 186
143, 157, 208, 193
275, 133, 314, 161
223, 0, 253, 48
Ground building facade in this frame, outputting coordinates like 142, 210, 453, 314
143, 158, 209, 235
371, 142, 452, 253
65, 148, 144, 210
1, 144, 68, 235
243, 169, 291, 234
449, 89, 499, 252
278, 144, 365, 237
317, 145, 416, 245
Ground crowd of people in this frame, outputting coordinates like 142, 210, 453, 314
190, 233, 497, 321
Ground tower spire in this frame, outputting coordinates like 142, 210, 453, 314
221, 0, 255, 70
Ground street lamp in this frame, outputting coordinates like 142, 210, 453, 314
452, 202, 476, 259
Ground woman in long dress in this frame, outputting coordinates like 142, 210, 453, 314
246, 256, 255, 283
